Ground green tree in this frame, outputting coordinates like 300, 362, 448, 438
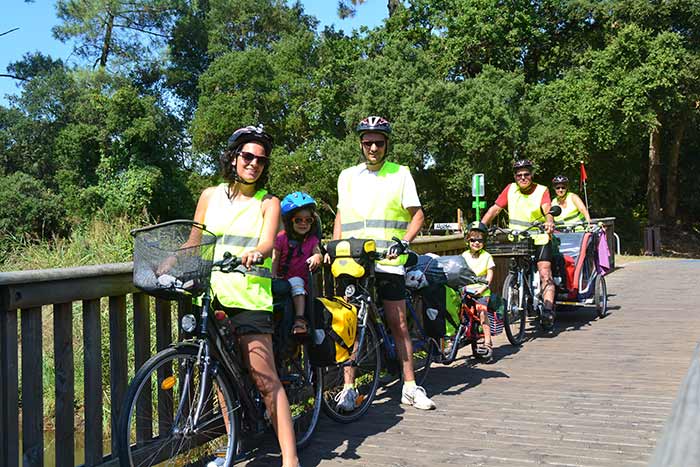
53, 0, 181, 69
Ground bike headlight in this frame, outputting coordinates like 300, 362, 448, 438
344, 284, 356, 297
181, 314, 197, 333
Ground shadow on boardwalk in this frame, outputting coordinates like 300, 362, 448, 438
242, 356, 508, 466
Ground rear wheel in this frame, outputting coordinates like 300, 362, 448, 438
118, 344, 239, 467
503, 273, 526, 345
595, 275, 608, 318
278, 342, 322, 449
321, 320, 381, 423
413, 338, 435, 387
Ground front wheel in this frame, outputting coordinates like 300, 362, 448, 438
503, 272, 526, 346
118, 344, 239, 467
595, 275, 608, 318
279, 342, 322, 449
321, 320, 381, 423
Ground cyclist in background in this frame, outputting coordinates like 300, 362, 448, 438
481, 159, 557, 331
193, 126, 300, 467
332, 115, 436, 411
461, 221, 496, 359
551, 175, 591, 228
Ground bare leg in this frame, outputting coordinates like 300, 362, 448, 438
537, 260, 555, 310
383, 299, 414, 382
239, 333, 298, 467
477, 303, 492, 347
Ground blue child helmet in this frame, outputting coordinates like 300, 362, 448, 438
281, 191, 317, 217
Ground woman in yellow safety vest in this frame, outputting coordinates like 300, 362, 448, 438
551, 175, 591, 228
193, 126, 300, 467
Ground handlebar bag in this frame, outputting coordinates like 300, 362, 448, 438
308, 296, 358, 367
326, 238, 377, 279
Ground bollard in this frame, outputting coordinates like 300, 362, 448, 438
643, 226, 661, 256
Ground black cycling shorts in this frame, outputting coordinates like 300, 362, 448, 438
535, 241, 553, 263
375, 272, 406, 302
212, 297, 274, 335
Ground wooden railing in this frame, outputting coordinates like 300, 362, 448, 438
649, 343, 700, 466
0, 228, 615, 467
0, 264, 191, 467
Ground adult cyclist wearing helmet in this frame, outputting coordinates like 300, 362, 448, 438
272, 191, 323, 336
551, 175, 591, 229
193, 126, 300, 467
332, 115, 436, 411
481, 159, 557, 331
461, 221, 496, 359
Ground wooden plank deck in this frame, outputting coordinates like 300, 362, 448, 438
242, 258, 700, 467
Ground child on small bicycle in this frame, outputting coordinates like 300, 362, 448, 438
272, 191, 323, 337
461, 221, 496, 360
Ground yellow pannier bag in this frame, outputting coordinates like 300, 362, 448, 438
308, 296, 358, 367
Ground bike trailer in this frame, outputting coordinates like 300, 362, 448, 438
308, 296, 358, 367
554, 231, 597, 301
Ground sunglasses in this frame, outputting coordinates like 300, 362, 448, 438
554, 186, 567, 191
238, 151, 268, 166
361, 140, 386, 149
292, 216, 314, 225
515, 172, 532, 179
468, 238, 484, 243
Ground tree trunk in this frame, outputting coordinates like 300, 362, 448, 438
647, 117, 663, 225
664, 120, 685, 221
99, 12, 115, 68
388, 0, 400, 16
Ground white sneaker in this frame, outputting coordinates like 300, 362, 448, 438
206, 457, 225, 467
334, 387, 358, 412
401, 385, 436, 410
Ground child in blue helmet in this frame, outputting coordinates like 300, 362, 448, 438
272, 191, 323, 335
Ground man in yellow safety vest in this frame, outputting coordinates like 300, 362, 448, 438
332, 115, 436, 411
481, 159, 557, 331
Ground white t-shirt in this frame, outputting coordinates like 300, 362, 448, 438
337, 162, 421, 275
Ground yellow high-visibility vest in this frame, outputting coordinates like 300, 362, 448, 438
552, 192, 585, 225
507, 183, 549, 246
339, 162, 412, 266
204, 184, 273, 312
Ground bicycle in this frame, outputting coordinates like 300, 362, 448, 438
415, 279, 506, 364
490, 219, 558, 342
118, 220, 322, 467
319, 237, 433, 423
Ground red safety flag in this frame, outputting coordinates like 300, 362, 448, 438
579, 162, 588, 191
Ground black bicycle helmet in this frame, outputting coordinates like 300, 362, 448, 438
512, 159, 534, 172
227, 125, 274, 156
552, 175, 569, 185
356, 116, 392, 138
466, 221, 488, 235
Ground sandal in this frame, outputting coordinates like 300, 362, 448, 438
291, 316, 309, 337
476, 343, 493, 360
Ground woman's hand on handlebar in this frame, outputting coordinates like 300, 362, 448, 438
240, 249, 265, 269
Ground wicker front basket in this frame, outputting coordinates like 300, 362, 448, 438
487, 233, 535, 257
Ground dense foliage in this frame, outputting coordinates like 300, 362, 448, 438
2, 0, 699, 268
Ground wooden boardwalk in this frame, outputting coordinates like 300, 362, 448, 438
244, 258, 700, 467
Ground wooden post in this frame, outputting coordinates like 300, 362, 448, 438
0, 304, 19, 467
649, 344, 700, 465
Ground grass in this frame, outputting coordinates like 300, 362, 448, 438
1, 214, 144, 272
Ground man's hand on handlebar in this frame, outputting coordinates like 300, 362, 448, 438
387, 237, 409, 260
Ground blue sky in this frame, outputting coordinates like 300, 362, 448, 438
0, 0, 388, 105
